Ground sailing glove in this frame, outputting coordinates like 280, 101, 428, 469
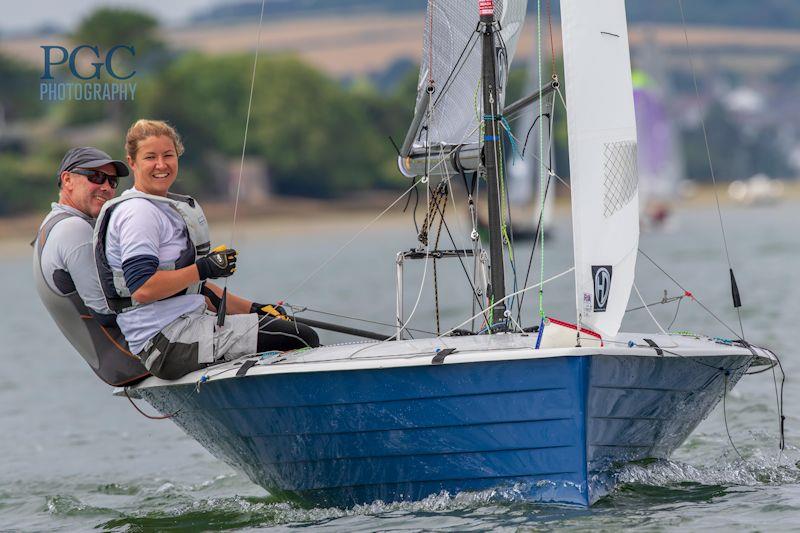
196, 248, 237, 280
251, 302, 287, 318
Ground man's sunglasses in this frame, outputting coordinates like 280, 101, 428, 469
70, 168, 119, 189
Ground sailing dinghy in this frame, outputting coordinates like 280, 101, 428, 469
122, 0, 778, 507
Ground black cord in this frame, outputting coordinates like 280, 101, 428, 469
432, 26, 481, 110
124, 383, 197, 420
722, 371, 746, 461
667, 296, 684, 330
292, 305, 437, 336
430, 187, 484, 316
516, 173, 553, 323
767, 348, 787, 450
521, 114, 550, 159
638, 248, 742, 340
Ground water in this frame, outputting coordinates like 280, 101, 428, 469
2, 201, 799, 531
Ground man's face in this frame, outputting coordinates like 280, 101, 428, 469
59, 163, 118, 218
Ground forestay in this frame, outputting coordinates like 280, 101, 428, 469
407, 0, 527, 150
561, 0, 639, 337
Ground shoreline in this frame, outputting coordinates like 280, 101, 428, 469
7, 181, 800, 255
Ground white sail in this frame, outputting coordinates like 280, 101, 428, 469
409, 0, 527, 148
560, 0, 639, 337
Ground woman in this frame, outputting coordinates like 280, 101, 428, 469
94, 119, 318, 380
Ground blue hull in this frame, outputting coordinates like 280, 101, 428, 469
139, 354, 750, 507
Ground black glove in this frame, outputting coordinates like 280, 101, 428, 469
196, 248, 237, 280
251, 302, 287, 318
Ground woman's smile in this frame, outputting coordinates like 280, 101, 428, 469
129, 135, 179, 196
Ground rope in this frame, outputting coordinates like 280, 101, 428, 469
342, 267, 575, 361
722, 371, 746, 461
667, 296, 684, 330
279, 177, 424, 303
211, 0, 266, 335
677, 0, 744, 340
123, 384, 197, 420
633, 282, 667, 335
392, 95, 438, 341
288, 304, 437, 336
444, 176, 490, 327
768, 350, 787, 452
638, 248, 742, 340
546, 0, 557, 78
418, 180, 448, 246
227, 0, 267, 256
536, 0, 546, 324
440, 267, 575, 338
428, 0, 434, 87
495, 115, 517, 314
429, 182, 449, 334
517, 93, 557, 322
433, 27, 481, 111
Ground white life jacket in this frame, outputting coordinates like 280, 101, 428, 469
93, 190, 211, 314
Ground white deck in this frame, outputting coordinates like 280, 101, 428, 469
122, 327, 775, 394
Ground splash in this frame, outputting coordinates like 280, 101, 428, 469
93, 482, 548, 530
616, 446, 800, 488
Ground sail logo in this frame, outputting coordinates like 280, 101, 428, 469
592, 266, 613, 312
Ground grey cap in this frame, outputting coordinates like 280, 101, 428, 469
57, 147, 129, 185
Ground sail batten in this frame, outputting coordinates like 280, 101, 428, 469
561, 0, 639, 338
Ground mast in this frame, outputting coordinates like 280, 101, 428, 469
479, 0, 507, 325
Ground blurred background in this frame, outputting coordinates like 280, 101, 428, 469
1, 0, 799, 227
3, 3, 800, 529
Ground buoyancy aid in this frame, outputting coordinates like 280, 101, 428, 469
33, 212, 150, 386
93, 191, 211, 314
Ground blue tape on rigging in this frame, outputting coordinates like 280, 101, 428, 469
501, 116, 521, 160
484, 135, 499, 141
535, 317, 545, 349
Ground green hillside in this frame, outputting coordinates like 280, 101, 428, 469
192, 0, 800, 29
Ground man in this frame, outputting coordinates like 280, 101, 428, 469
33, 147, 149, 386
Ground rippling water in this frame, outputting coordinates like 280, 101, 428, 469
2, 201, 798, 530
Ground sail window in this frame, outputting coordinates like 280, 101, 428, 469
602, 141, 639, 218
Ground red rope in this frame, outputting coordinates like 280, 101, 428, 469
124, 387, 181, 420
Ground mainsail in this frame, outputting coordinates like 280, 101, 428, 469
561, 0, 639, 337
399, 0, 527, 176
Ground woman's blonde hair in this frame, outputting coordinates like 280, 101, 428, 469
125, 119, 185, 160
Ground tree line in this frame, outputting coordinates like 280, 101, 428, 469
0, 7, 794, 215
